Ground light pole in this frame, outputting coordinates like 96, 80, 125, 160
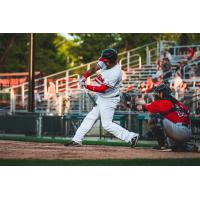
28, 33, 35, 112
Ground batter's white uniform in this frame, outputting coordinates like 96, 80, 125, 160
72, 62, 138, 144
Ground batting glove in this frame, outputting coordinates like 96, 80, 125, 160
79, 76, 86, 83
97, 61, 106, 69
78, 77, 86, 88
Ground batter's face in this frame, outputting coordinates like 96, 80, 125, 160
105, 61, 111, 68
105, 60, 115, 69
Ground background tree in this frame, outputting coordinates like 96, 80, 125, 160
34, 34, 67, 75
0, 33, 29, 72
116, 33, 160, 51
53, 34, 79, 68
0, 33, 68, 75
1, 33, 200, 75
69, 33, 117, 64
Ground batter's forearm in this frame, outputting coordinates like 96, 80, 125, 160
83, 65, 99, 78
86, 84, 109, 93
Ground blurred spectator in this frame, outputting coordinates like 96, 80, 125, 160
195, 62, 200, 76
34, 89, 42, 109
170, 83, 175, 93
194, 48, 200, 61
189, 64, 196, 79
47, 81, 57, 114
186, 47, 195, 60
175, 62, 183, 77
194, 102, 200, 117
156, 66, 163, 80
179, 81, 188, 100
47, 81, 57, 101
138, 82, 146, 93
63, 95, 71, 113
173, 71, 183, 89
127, 84, 134, 92
153, 76, 162, 87
173, 71, 183, 99
135, 94, 145, 105
55, 93, 71, 116
179, 81, 188, 92
156, 59, 162, 71
159, 49, 172, 62
161, 58, 172, 84
145, 76, 154, 93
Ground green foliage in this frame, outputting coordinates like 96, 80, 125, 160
0, 33, 68, 75
69, 33, 160, 64
1, 33, 200, 75
53, 35, 79, 68
0, 33, 29, 72
116, 33, 160, 50
34, 34, 67, 75
70, 33, 118, 63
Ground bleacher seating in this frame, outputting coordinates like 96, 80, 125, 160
1, 40, 200, 115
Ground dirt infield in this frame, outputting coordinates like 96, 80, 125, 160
0, 140, 200, 160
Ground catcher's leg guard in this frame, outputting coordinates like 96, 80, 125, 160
152, 126, 166, 147
149, 114, 167, 147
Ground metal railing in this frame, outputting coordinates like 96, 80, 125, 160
183, 60, 200, 79
120, 54, 142, 70
171, 44, 200, 56
2, 40, 183, 114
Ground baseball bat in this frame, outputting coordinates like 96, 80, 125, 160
83, 86, 97, 106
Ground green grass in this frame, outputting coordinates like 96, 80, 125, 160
0, 135, 156, 148
1, 158, 200, 166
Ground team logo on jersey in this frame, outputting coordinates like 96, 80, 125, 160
95, 74, 104, 84
175, 104, 188, 118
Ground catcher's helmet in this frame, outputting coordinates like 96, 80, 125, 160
153, 83, 172, 95
99, 48, 118, 63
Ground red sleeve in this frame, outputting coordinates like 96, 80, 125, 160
144, 100, 173, 113
86, 84, 109, 93
83, 71, 91, 79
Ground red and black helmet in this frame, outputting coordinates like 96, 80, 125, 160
99, 48, 118, 63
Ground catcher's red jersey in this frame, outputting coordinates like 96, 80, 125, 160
144, 99, 190, 124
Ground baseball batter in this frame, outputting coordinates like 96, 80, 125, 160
135, 83, 192, 151
64, 48, 139, 147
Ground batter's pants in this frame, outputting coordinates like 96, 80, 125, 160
72, 96, 137, 143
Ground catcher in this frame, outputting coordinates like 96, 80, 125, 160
134, 83, 195, 151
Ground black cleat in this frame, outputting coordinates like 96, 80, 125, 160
64, 141, 82, 147
130, 134, 139, 148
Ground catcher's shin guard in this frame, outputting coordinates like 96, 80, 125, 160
152, 126, 166, 147
150, 114, 166, 147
